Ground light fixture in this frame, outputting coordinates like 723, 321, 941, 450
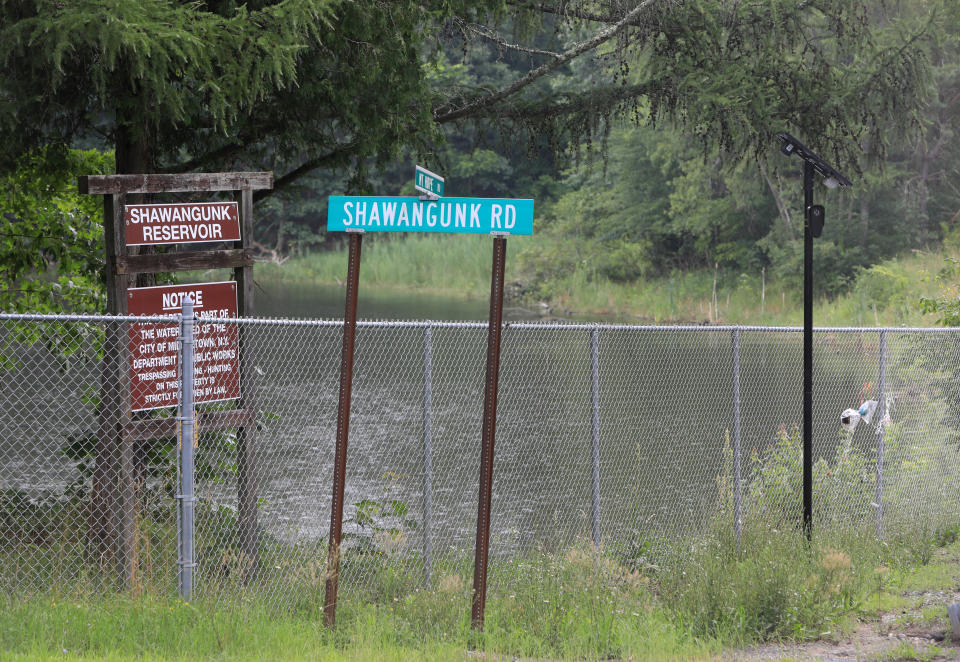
776, 131, 852, 538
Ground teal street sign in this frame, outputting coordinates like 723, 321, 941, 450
327, 196, 534, 235
415, 165, 444, 198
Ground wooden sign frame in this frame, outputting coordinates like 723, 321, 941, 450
79, 171, 272, 587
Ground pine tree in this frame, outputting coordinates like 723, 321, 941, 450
1, 0, 937, 183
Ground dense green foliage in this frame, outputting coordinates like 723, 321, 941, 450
0, 147, 112, 313
0, 0, 504, 175
1, 0, 956, 314
521, 0, 960, 303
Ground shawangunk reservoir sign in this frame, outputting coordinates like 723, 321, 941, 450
124, 201, 241, 245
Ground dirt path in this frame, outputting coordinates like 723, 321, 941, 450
725, 623, 954, 661
724, 547, 960, 661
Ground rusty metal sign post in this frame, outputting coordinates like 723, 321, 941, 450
322, 174, 532, 629
323, 231, 363, 628
471, 235, 507, 631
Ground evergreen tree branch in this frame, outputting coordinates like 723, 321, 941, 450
508, 0, 815, 29
161, 143, 248, 175
455, 19, 560, 57
506, 0, 644, 25
433, 0, 658, 123
254, 142, 361, 202
455, 82, 656, 120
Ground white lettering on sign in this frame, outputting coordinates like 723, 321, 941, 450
124, 202, 241, 246
337, 199, 528, 234
128, 281, 239, 411
383, 202, 397, 226
141, 224, 224, 242
161, 290, 204, 312
128, 205, 234, 224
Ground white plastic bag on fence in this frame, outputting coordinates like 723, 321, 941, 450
840, 399, 878, 432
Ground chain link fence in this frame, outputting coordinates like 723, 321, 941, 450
3, 313, 960, 606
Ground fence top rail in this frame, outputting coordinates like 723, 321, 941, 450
2, 312, 959, 334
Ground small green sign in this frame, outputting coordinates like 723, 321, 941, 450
415, 165, 444, 198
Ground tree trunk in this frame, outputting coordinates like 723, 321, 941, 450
860, 194, 869, 246
88, 99, 155, 586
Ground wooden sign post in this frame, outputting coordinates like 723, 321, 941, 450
79, 172, 271, 587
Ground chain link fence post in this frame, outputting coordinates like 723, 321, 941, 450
732, 327, 742, 548
590, 327, 602, 547
422, 324, 434, 588
876, 329, 887, 538
177, 297, 197, 601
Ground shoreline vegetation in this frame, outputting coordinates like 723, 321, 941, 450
255, 235, 950, 326
4, 527, 959, 661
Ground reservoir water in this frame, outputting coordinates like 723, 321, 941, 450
1, 279, 925, 593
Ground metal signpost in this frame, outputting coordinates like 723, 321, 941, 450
322, 172, 533, 630
178, 296, 197, 601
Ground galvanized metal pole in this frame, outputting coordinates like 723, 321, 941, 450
235, 187, 259, 583
472, 236, 507, 632
803, 160, 814, 539
875, 329, 887, 537
324, 231, 363, 628
589, 327, 602, 547
422, 325, 434, 588
178, 296, 197, 601
732, 327, 742, 548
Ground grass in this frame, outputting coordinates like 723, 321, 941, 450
0, 596, 470, 661
255, 236, 953, 326
0, 566, 712, 661
6, 523, 959, 661
256, 235, 500, 300
513, 243, 951, 326
882, 641, 947, 661
6, 417, 960, 660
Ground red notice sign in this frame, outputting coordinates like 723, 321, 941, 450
128, 281, 240, 412
124, 202, 241, 246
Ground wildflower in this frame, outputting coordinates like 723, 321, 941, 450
437, 574, 465, 594
821, 550, 851, 572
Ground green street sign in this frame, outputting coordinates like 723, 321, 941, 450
327, 196, 533, 235
415, 165, 444, 198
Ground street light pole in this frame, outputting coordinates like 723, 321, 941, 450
777, 132, 851, 540
803, 160, 814, 537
